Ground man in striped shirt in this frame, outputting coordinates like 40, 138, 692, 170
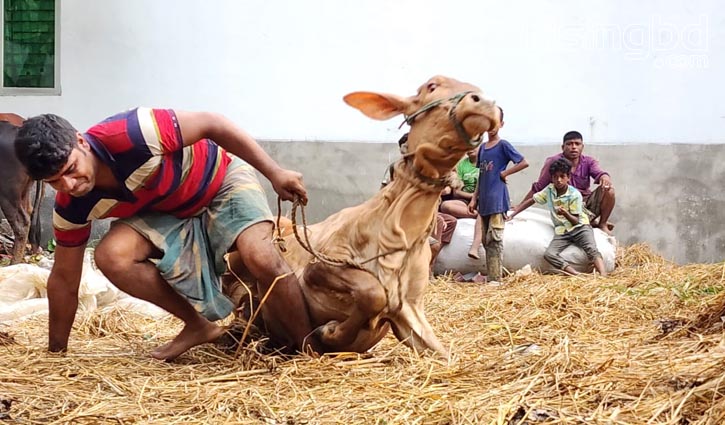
15, 108, 317, 360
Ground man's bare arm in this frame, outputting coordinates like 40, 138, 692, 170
507, 198, 535, 221
47, 244, 86, 352
174, 110, 307, 203
501, 159, 529, 182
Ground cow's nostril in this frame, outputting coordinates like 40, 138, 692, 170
470, 94, 480, 102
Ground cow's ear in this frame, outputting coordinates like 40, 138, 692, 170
343, 92, 411, 121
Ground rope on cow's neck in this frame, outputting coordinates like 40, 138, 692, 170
283, 196, 403, 270
394, 155, 452, 191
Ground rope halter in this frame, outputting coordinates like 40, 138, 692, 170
400, 91, 484, 148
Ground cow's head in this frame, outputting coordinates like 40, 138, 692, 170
344, 76, 500, 180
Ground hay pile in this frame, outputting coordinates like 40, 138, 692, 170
2, 244, 725, 424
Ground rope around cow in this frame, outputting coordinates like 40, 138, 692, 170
280, 196, 403, 270
228, 196, 397, 358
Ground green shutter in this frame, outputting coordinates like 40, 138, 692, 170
3, 0, 55, 88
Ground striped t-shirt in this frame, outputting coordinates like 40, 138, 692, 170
53, 108, 231, 247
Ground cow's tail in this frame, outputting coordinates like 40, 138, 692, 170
28, 180, 44, 250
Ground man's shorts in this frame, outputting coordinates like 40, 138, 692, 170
115, 157, 274, 321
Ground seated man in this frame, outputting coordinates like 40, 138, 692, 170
518, 130, 615, 234
429, 212, 458, 273
15, 109, 318, 361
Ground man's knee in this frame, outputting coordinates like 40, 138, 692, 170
235, 221, 286, 273
543, 249, 554, 262
244, 245, 286, 274
543, 248, 560, 266
429, 241, 442, 262
584, 246, 603, 262
95, 225, 157, 274
94, 243, 130, 275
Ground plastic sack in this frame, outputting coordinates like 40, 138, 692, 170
0, 251, 132, 323
434, 208, 617, 275
0, 264, 49, 303
0, 298, 48, 323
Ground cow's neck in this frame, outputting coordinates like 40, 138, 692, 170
370, 158, 452, 249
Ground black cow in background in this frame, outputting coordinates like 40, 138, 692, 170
0, 114, 44, 264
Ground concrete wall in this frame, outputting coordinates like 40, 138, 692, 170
33, 141, 721, 264
255, 141, 725, 265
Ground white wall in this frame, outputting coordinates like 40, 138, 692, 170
2, 0, 723, 144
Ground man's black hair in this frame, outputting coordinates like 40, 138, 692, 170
562, 130, 583, 143
549, 157, 572, 176
498, 106, 504, 123
15, 114, 78, 180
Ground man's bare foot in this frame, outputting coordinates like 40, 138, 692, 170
151, 321, 227, 361
597, 225, 613, 236
562, 266, 580, 276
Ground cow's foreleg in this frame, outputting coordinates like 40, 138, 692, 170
390, 302, 448, 357
304, 264, 387, 349
388, 251, 449, 358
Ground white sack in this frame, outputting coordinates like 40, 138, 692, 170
0, 264, 49, 303
0, 251, 152, 323
0, 298, 48, 323
106, 297, 168, 319
434, 207, 617, 275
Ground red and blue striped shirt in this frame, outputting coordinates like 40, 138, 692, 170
53, 108, 231, 247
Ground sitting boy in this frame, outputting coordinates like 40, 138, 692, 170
507, 158, 607, 276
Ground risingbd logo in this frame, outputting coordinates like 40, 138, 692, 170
559, 14, 710, 70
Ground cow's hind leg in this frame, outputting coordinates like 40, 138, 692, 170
0, 191, 30, 265
304, 264, 387, 349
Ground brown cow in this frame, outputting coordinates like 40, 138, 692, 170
0, 114, 44, 264
227, 76, 500, 356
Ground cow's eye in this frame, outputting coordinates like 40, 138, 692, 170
427, 83, 437, 92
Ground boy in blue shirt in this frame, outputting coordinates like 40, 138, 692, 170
508, 158, 607, 276
467, 107, 528, 284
